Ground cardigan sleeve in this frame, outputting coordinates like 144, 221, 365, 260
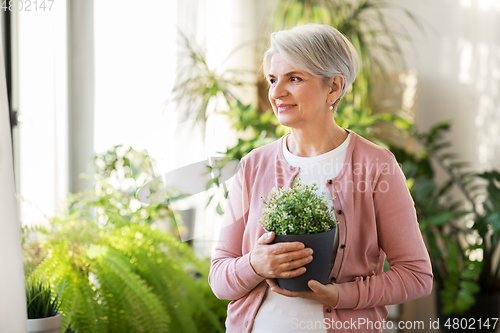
208, 159, 265, 300
334, 156, 433, 309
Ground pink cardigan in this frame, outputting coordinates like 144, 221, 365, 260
209, 130, 433, 333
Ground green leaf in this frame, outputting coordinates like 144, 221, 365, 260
460, 260, 482, 279
444, 238, 460, 273
424, 211, 461, 227
216, 202, 224, 215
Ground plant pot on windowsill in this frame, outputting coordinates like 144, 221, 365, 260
26, 275, 63, 333
260, 181, 338, 292
28, 313, 62, 333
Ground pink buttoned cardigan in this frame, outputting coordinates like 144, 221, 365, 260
209, 129, 433, 333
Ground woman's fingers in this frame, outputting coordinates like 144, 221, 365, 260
271, 241, 305, 254
265, 253, 311, 278
273, 246, 313, 276
256, 231, 275, 245
277, 266, 307, 278
276, 247, 313, 264
276, 256, 312, 276
251, 235, 313, 278
266, 278, 311, 297
308, 280, 326, 294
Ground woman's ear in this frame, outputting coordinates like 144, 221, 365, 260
328, 74, 345, 105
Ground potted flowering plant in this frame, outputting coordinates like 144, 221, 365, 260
259, 181, 338, 291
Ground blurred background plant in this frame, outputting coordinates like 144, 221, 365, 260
22, 145, 228, 332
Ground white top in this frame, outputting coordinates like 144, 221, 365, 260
251, 132, 350, 333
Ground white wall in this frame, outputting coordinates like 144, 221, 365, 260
0, 20, 28, 333
399, 0, 500, 171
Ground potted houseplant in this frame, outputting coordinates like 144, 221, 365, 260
259, 181, 338, 291
26, 275, 62, 333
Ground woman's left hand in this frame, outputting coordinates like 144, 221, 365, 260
266, 279, 339, 308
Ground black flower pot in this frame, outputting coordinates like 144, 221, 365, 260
269, 227, 336, 292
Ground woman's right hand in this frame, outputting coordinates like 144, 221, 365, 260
250, 232, 314, 279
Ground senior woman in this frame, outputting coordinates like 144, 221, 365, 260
209, 24, 432, 333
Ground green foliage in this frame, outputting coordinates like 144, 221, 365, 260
26, 275, 62, 319
391, 122, 478, 315
391, 120, 500, 315
216, 100, 288, 162
24, 145, 228, 333
259, 181, 338, 235
91, 145, 186, 228
476, 171, 500, 292
170, 30, 254, 136
334, 103, 389, 143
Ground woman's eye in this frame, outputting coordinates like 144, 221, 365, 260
269, 78, 276, 84
291, 77, 302, 82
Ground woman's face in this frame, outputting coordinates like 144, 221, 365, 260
267, 53, 332, 129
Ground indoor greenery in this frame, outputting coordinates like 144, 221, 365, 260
26, 275, 61, 319
23, 145, 228, 333
259, 181, 338, 235
391, 120, 500, 315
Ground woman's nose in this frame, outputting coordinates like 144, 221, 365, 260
270, 81, 288, 100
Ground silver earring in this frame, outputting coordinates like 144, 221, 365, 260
329, 105, 334, 110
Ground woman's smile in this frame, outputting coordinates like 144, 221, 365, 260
277, 104, 297, 113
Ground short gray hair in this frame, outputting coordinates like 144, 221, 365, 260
263, 24, 359, 104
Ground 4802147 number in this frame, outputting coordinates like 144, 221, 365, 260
444, 318, 498, 330
1, 0, 55, 11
